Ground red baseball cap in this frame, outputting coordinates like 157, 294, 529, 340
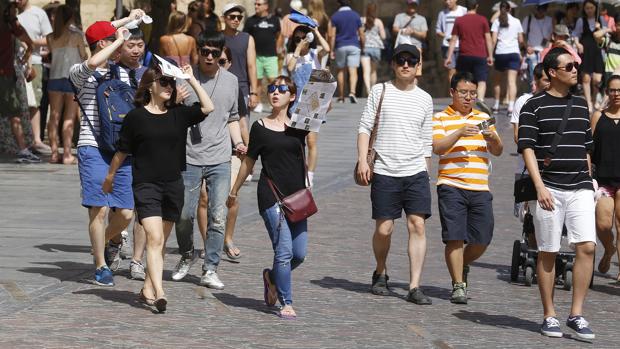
85, 21, 117, 45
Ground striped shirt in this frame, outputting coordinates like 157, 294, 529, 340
433, 106, 495, 191
358, 82, 433, 177
69, 62, 131, 148
435, 5, 467, 48
517, 92, 594, 191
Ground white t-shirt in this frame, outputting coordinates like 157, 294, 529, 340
435, 5, 467, 48
491, 14, 523, 55
521, 15, 552, 51
512, 93, 533, 174
17, 6, 53, 65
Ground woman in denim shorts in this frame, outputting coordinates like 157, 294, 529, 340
361, 3, 385, 96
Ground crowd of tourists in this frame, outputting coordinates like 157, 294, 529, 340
3, 0, 620, 341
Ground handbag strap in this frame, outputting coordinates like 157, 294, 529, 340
368, 83, 387, 151
543, 95, 573, 166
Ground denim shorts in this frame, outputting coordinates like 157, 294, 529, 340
335, 45, 361, 68
47, 78, 74, 93
494, 53, 521, 72
362, 47, 382, 62
371, 171, 432, 220
77, 146, 133, 209
437, 184, 494, 245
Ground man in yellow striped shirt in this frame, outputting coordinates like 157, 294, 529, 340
432, 72, 503, 304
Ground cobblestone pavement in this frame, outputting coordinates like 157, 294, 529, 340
1, 99, 619, 348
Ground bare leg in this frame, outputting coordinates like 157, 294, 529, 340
464, 244, 487, 266
61, 94, 77, 163
105, 208, 133, 243
141, 216, 168, 299
30, 107, 43, 145
570, 242, 595, 316
337, 68, 345, 100
447, 68, 456, 85
224, 155, 241, 256
445, 240, 464, 283
477, 81, 487, 103
360, 56, 371, 96
9, 116, 27, 151
406, 214, 427, 289
615, 195, 620, 279
595, 197, 615, 272
537, 251, 557, 318
493, 71, 502, 109
133, 220, 146, 263
373, 219, 394, 275
47, 91, 63, 161
592, 73, 602, 109
197, 181, 208, 244
507, 69, 518, 109
88, 206, 108, 268
370, 60, 378, 88
347, 66, 358, 97
582, 72, 593, 112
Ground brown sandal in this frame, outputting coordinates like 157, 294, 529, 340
138, 288, 155, 306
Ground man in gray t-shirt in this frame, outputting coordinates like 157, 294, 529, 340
392, 0, 428, 50
173, 32, 246, 290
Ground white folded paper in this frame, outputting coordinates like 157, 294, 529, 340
152, 54, 190, 80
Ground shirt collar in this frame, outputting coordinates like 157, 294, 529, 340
338, 6, 352, 11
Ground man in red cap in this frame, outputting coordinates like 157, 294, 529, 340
69, 9, 146, 287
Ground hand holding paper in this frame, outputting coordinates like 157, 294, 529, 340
152, 54, 190, 80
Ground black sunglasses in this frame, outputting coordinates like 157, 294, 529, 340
218, 58, 229, 66
555, 62, 579, 72
227, 14, 243, 21
200, 48, 222, 58
394, 56, 419, 67
267, 84, 290, 94
158, 77, 176, 88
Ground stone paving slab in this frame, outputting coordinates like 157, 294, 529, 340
1, 99, 619, 348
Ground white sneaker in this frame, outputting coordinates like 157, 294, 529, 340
119, 230, 132, 260
171, 254, 195, 281
129, 260, 146, 280
200, 270, 225, 290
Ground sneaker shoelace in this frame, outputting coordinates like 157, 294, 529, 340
573, 317, 589, 330
546, 317, 560, 328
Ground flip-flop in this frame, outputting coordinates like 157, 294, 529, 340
263, 268, 277, 307
277, 308, 297, 320
224, 242, 242, 260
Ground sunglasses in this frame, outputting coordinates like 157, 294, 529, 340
218, 58, 229, 66
293, 36, 306, 44
227, 14, 243, 21
158, 77, 176, 88
267, 84, 290, 94
394, 56, 419, 67
555, 62, 579, 72
200, 48, 222, 58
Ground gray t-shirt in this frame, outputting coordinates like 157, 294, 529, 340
185, 67, 239, 166
17, 6, 53, 65
393, 13, 428, 49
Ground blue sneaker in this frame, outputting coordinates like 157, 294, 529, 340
566, 315, 595, 340
94, 266, 114, 286
540, 317, 563, 338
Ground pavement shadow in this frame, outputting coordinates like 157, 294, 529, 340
470, 262, 512, 283
421, 285, 453, 300
212, 293, 275, 315
34, 244, 91, 254
18, 261, 92, 282
309, 276, 371, 294
590, 283, 620, 296
452, 310, 539, 334
72, 289, 150, 310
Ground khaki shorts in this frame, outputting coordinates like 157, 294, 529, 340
231, 154, 241, 187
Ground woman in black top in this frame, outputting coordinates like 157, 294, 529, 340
591, 75, 620, 281
227, 76, 309, 320
103, 65, 214, 312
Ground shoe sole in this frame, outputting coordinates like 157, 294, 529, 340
450, 298, 468, 304
202, 283, 224, 290
171, 271, 189, 281
408, 298, 432, 305
371, 288, 389, 296
131, 273, 146, 281
93, 280, 114, 287
541, 330, 563, 338
154, 298, 167, 313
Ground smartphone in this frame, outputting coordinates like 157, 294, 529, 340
477, 117, 496, 131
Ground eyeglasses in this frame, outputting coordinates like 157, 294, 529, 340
555, 62, 579, 72
218, 58, 229, 66
293, 36, 306, 44
267, 84, 290, 94
608, 88, 620, 95
227, 14, 244, 21
394, 56, 419, 67
254, 2, 267, 6
158, 77, 176, 88
200, 48, 222, 58
454, 89, 478, 98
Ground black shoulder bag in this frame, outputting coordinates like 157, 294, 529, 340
514, 96, 574, 203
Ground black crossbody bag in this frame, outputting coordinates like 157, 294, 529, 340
514, 96, 574, 203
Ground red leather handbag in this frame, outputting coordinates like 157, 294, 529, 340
266, 144, 318, 223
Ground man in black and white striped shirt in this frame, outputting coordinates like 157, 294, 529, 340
518, 47, 596, 340
357, 44, 433, 305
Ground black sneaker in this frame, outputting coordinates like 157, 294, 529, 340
540, 317, 563, 338
406, 287, 432, 305
349, 94, 358, 104
450, 282, 467, 304
371, 271, 389, 295
566, 315, 595, 340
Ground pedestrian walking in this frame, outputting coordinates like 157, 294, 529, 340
444, 0, 494, 115
227, 76, 311, 320
590, 75, 620, 282
329, 0, 364, 103
518, 47, 596, 340
187, 0, 220, 40
392, 0, 427, 77
594, 17, 620, 89
45, 5, 87, 165
511, 64, 549, 144
159, 11, 198, 67
540, 24, 581, 64
436, 0, 467, 84
357, 44, 434, 305
490, 1, 524, 115
432, 71, 503, 305
103, 64, 213, 313
172, 31, 246, 289
361, 2, 385, 96
521, 5, 553, 92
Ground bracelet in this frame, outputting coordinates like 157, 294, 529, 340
228, 193, 237, 198
234, 141, 244, 148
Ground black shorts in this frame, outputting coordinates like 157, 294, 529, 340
456, 55, 489, 83
371, 171, 432, 220
133, 178, 184, 223
437, 184, 494, 245
494, 53, 520, 72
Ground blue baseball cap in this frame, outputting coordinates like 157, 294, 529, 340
289, 9, 317, 28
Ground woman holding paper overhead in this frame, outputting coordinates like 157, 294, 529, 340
227, 76, 312, 320
102, 64, 214, 313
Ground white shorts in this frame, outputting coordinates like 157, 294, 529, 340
529, 187, 597, 252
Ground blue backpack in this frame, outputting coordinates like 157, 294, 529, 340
75, 64, 135, 154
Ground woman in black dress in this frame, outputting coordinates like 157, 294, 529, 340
103, 65, 214, 312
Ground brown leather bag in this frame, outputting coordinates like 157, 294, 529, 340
266, 144, 318, 223
354, 83, 386, 186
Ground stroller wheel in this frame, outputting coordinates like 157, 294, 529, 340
511, 240, 521, 282
525, 266, 534, 286
564, 270, 573, 291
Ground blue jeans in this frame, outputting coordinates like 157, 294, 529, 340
175, 162, 231, 271
260, 203, 308, 305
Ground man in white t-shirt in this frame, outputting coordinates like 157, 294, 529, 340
436, 0, 467, 82
16, 0, 52, 154
521, 5, 553, 90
